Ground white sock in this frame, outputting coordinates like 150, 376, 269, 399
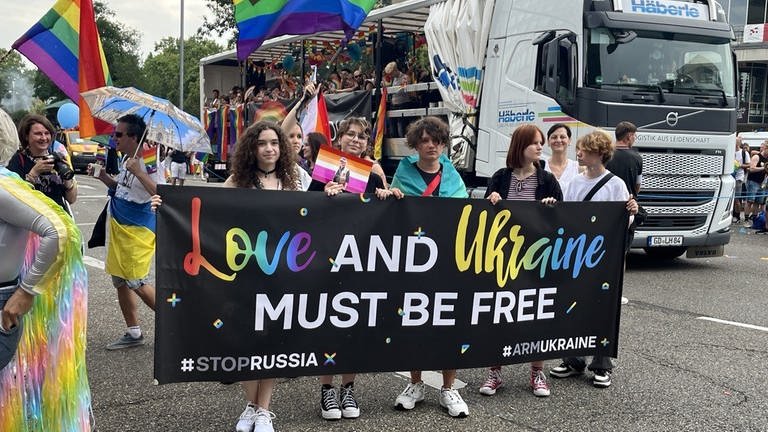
127, 326, 141, 339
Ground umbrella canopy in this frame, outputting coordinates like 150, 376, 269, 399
81, 86, 211, 153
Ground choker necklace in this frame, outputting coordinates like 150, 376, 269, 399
256, 167, 277, 175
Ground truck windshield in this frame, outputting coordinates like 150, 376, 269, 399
585, 28, 734, 97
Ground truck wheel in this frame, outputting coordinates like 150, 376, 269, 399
643, 247, 686, 260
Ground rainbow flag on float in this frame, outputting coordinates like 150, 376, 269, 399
234, 0, 377, 60
372, 87, 387, 160
12, 0, 112, 137
300, 92, 332, 144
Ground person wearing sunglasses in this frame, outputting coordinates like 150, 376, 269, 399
479, 124, 562, 399
88, 114, 165, 351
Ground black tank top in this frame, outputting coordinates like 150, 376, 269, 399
747, 153, 768, 184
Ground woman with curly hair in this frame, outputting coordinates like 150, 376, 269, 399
225, 121, 300, 192
216, 120, 303, 431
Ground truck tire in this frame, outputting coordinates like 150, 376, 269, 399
643, 247, 686, 260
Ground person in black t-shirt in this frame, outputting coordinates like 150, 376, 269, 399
168, 149, 189, 186
606, 121, 642, 196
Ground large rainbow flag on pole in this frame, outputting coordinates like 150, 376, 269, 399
12, 0, 113, 137
372, 87, 387, 160
234, 0, 377, 61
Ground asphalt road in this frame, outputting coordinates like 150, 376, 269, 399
69, 173, 768, 432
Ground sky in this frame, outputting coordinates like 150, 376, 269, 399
1, 0, 230, 61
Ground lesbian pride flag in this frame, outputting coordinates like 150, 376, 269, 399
13, 0, 112, 137
312, 145, 373, 193
300, 92, 332, 143
234, 0, 376, 60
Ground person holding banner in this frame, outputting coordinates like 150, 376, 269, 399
389, 116, 470, 418
227, 121, 306, 432
549, 130, 638, 388
309, 117, 396, 422
479, 124, 562, 399
89, 114, 163, 350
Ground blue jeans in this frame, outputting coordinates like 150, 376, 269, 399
0, 288, 22, 371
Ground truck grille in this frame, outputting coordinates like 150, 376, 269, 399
641, 152, 724, 176
642, 214, 709, 230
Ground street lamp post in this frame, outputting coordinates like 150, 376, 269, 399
179, 0, 185, 110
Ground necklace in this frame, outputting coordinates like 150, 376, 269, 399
256, 166, 277, 175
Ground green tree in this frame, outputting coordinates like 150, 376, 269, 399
0, 50, 27, 100
142, 36, 223, 114
32, 1, 145, 102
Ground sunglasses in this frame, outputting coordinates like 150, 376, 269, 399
113, 131, 125, 138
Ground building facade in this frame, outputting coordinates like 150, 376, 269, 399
728, 0, 768, 130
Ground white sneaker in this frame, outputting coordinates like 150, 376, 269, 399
235, 404, 257, 432
395, 381, 425, 410
439, 387, 469, 418
621, 296, 629, 305
253, 407, 275, 432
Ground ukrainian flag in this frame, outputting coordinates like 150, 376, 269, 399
105, 195, 155, 280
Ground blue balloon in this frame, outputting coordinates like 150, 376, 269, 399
56, 102, 79, 129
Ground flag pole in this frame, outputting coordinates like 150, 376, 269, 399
179, 0, 185, 109
0, 49, 14, 65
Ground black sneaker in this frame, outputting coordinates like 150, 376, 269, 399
340, 382, 360, 419
593, 369, 612, 388
549, 363, 584, 378
105, 333, 144, 350
320, 385, 341, 420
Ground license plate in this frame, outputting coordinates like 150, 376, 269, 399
215, 163, 226, 170
647, 236, 683, 247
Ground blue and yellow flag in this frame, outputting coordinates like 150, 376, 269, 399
106, 195, 155, 280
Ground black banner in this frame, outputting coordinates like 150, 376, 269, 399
154, 186, 628, 384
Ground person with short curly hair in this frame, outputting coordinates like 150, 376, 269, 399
390, 116, 470, 418
549, 130, 638, 389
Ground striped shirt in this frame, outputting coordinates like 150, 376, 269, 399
506, 173, 538, 201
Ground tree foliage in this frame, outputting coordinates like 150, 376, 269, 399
0, 50, 27, 99
142, 36, 223, 115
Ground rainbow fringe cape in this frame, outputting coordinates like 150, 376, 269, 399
0, 168, 91, 431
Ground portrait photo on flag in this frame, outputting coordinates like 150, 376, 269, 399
311, 145, 373, 193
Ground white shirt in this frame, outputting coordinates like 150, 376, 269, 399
565, 171, 633, 225
546, 158, 580, 196
734, 149, 750, 182
114, 156, 166, 204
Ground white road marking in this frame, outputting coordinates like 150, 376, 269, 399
83, 255, 105, 270
696, 316, 768, 332
77, 222, 96, 226
78, 184, 96, 190
395, 371, 466, 390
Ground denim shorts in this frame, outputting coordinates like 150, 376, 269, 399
0, 288, 22, 371
111, 275, 149, 290
746, 180, 767, 204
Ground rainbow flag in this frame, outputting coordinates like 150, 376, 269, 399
13, 0, 112, 137
142, 145, 158, 174
234, 0, 377, 60
300, 92, 332, 144
372, 87, 387, 160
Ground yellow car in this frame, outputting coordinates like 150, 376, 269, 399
57, 130, 105, 172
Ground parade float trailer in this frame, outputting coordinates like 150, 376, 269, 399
200, 0, 737, 260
